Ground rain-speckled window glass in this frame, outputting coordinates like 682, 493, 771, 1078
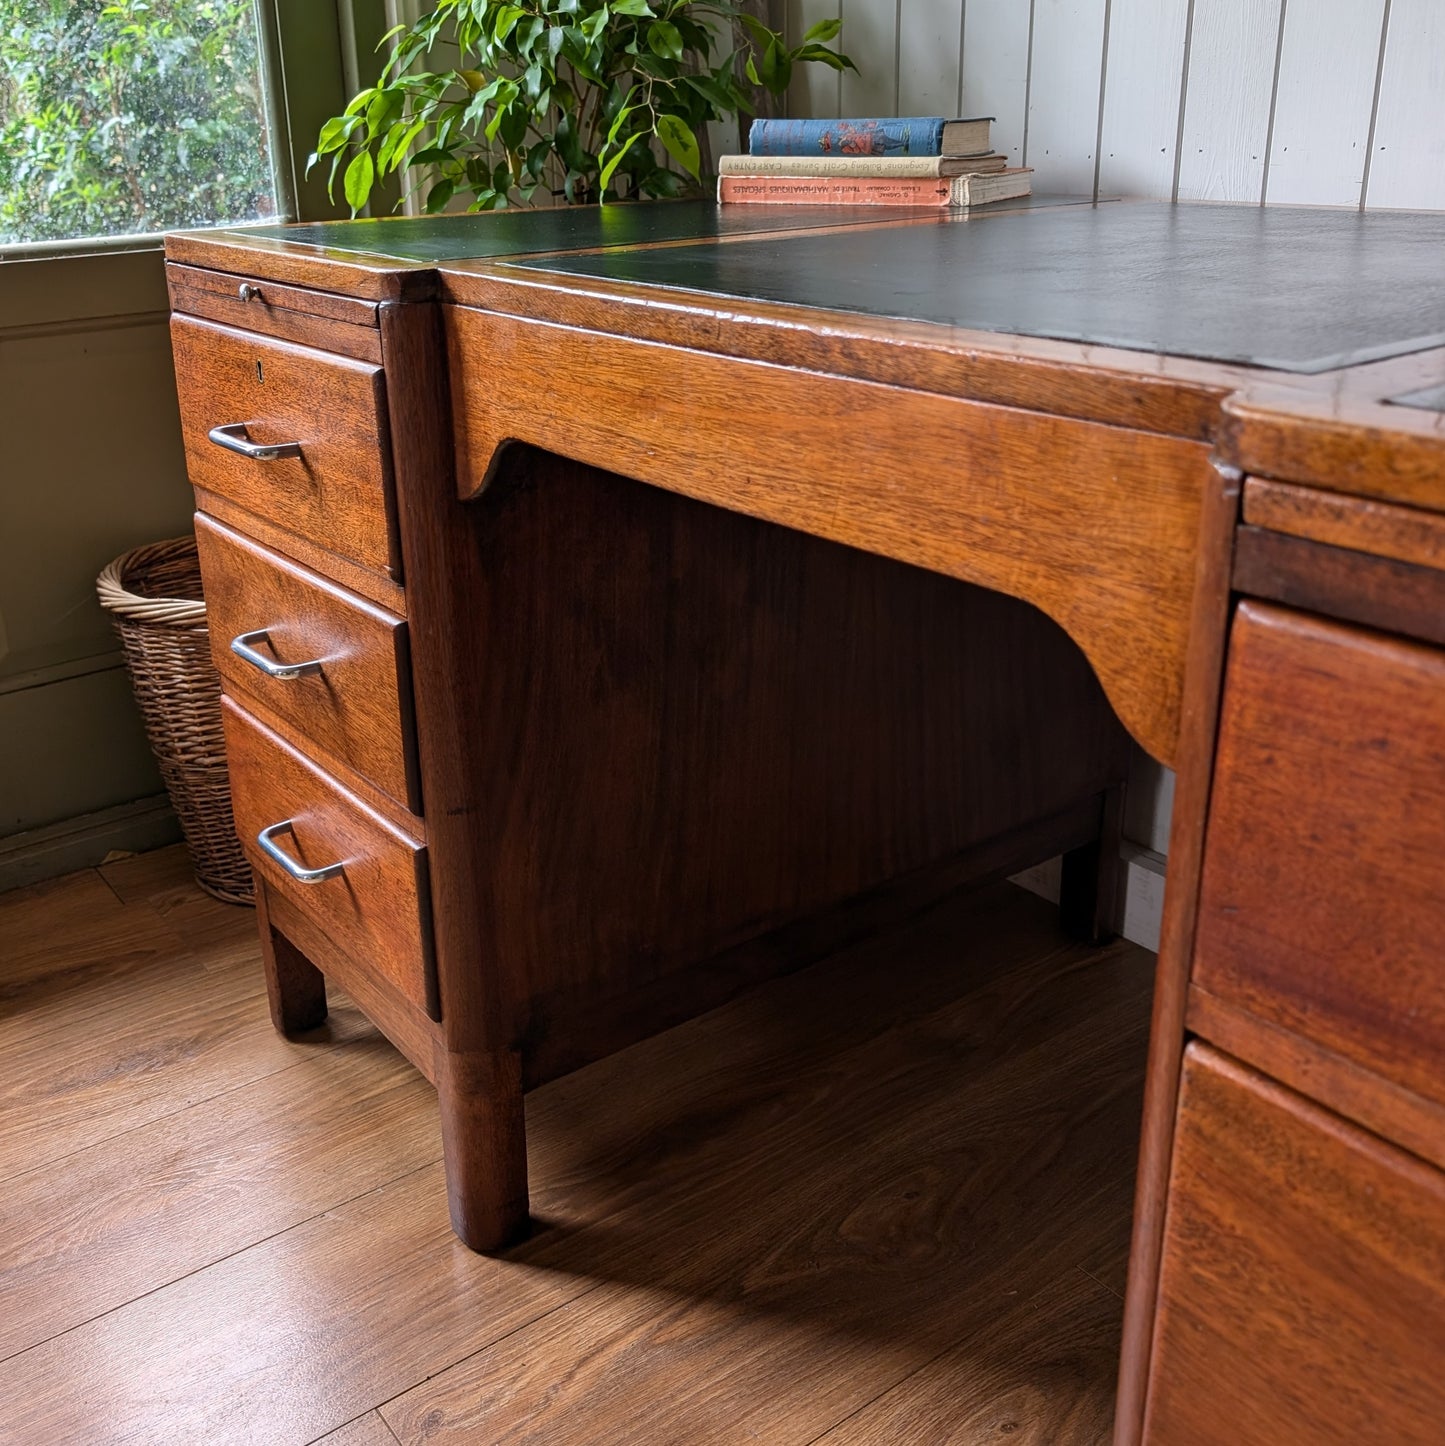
0, 0, 279, 245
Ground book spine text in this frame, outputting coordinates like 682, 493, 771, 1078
718, 175, 952, 206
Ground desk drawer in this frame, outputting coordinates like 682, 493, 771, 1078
171, 314, 398, 577
1193, 602, 1445, 1112
1143, 1045, 1445, 1445
223, 698, 437, 1019
196, 513, 420, 813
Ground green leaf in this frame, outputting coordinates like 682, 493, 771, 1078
611, 0, 652, 13
315, 113, 360, 155
424, 176, 455, 212
739, 15, 781, 54
343, 149, 375, 213
647, 20, 683, 61
681, 72, 736, 112
803, 17, 843, 43
598, 130, 643, 192
794, 44, 852, 72
493, 5, 526, 43
655, 113, 700, 179
759, 37, 791, 94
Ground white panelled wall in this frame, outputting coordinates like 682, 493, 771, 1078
784, 0, 1445, 209
783, 0, 1444, 948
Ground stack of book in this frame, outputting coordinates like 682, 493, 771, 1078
718, 116, 1032, 208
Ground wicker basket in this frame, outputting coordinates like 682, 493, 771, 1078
96, 537, 254, 905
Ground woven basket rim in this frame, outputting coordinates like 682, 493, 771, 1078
97, 536, 206, 626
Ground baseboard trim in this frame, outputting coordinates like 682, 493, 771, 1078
1012, 842, 1167, 953
0, 795, 182, 894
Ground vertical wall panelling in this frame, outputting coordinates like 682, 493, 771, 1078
788, 0, 845, 118
1176, 0, 1284, 201
1097, 0, 1192, 201
897, 0, 965, 117
1366, 0, 1445, 210
839, 0, 902, 116
1024, 0, 1111, 193
1265, 0, 1387, 206
961, 0, 1035, 166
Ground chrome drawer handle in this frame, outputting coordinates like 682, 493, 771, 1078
231, 629, 324, 680
257, 821, 344, 883
208, 422, 302, 462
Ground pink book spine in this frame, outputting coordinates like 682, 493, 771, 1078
717, 174, 951, 206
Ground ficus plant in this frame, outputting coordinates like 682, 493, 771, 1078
311, 1, 853, 213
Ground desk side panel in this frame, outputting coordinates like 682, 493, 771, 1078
446, 305, 1209, 768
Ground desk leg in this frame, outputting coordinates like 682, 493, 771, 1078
437, 1046, 530, 1253
254, 877, 328, 1034
1059, 784, 1126, 945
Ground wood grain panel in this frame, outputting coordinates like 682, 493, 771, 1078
1187, 986, 1445, 1177
223, 699, 437, 1020
167, 263, 382, 361
1220, 382, 1445, 515
1265, 0, 1386, 206
1096, 0, 1191, 202
1232, 526, 1445, 650
192, 486, 407, 616
415, 436, 1131, 1059
0, 1044, 436, 1361
1114, 460, 1241, 1446
0, 1160, 584, 1445
438, 262, 1243, 443
447, 306, 1208, 766
0, 877, 1150, 1446
838, 0, 898, 116
195, 513, 420, 813
314, 1415, 400, 1446
1243, 476, 1445, 572
898, 0, 965, 116
1026, 0, 1109, 194
170, 315, 399, 576
1193, 603, 1445, 1116
1366, 0, 1445, 210
820, 1272, 1120, 1444
381, 926, 1150, 1445
962, 0, 1033, 167
164, 230, 437, 302
1143, 1045, 1445, 1446
1167, 0, 1282, 202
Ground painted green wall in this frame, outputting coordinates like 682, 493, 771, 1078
0, 1, 392, 868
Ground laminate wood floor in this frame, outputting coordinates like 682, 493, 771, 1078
0, 845, 1152, 1445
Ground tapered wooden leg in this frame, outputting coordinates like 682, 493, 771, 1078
254, 877, 328, 1034
1059, 785, 1127, 945
438, 1046, 530, 1253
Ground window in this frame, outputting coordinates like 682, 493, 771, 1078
0, 0, 281, 246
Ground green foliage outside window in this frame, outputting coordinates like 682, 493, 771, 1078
0, 0, 277, 245
314, 1, 853, 213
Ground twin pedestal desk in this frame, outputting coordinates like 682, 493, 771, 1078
164, 199, 1445, 1443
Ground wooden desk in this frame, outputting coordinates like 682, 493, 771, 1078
164, 199, 1445, 1444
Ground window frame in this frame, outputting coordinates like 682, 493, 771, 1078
0, 0, 398, 315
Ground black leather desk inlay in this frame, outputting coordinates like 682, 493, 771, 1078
504, 202, 1445, 373
1390, 382, 1445, 413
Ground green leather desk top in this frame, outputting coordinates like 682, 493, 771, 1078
496, 201, 1445, 374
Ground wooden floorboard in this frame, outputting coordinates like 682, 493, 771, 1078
0, 845, 1151, 1445
816, 1270, 1122, 1445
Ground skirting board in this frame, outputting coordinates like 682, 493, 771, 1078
0, 794, 182, 894
1012, 842, 1166, 953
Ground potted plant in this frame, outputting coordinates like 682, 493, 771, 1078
312, 1, 852, 214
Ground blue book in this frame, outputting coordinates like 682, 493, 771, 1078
749, 116, 994, 159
